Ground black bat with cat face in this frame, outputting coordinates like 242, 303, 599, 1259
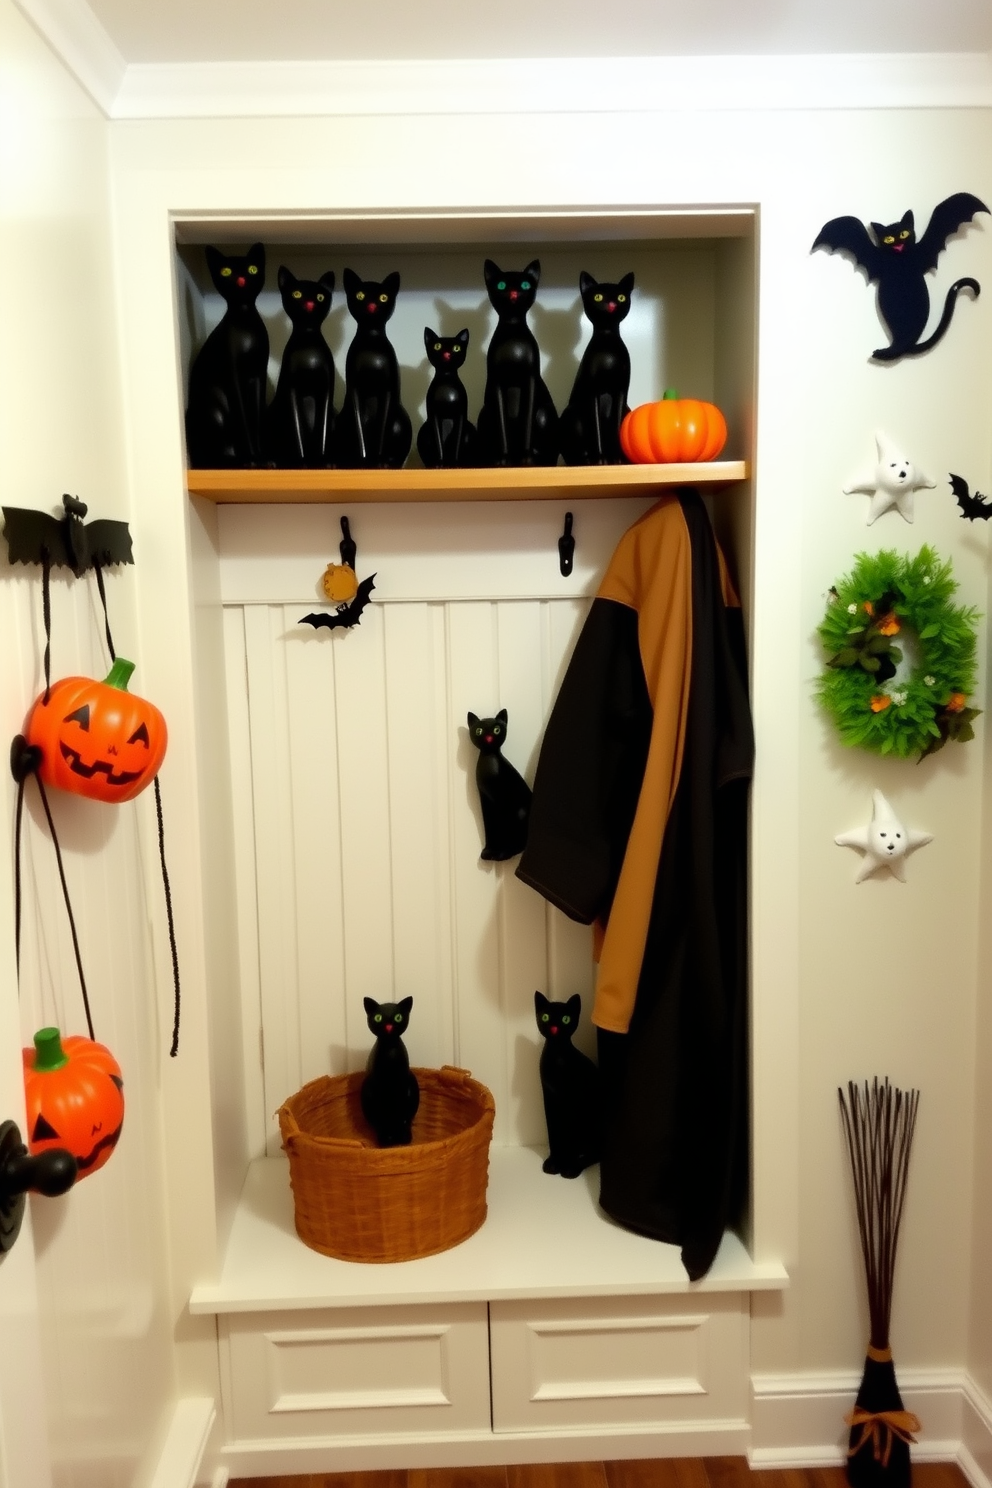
812, 192, 989, 362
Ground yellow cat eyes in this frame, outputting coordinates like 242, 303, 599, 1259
356, 291, 365, 300
220, 266, 232, 276
248, 265, 258, 274
434, 342, 442, 350
883, 236, 895, 243
379, 293, 388, 303
618, 294, 627, 302
594, 294, 603, 302
292, 290, 302, 299
900, 230, 910, 239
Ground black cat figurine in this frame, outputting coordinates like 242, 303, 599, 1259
467, 708, 531, 861
268, 266, 336, 467
477, 260, 558, 467
560, 271, 634, 465
360, 996, 419, 1147
535, 991, 601, 1178
332, 269, 412, 469
186, 242, 269, 468
416, 328, 477, 468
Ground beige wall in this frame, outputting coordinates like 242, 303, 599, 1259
0, 2, 177, 1483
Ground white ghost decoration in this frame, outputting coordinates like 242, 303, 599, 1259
844, 431, 936, 525
835, 789, 933, 882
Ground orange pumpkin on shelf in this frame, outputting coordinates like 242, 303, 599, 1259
23, 657, 167, 804
23, 1028, 124, 1180
620, 389, 728, 465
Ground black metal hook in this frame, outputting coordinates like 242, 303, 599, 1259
558, 512, 575, 578
340, 515, 357, 570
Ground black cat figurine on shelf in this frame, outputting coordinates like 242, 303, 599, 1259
467, 708, 531, 861
560, 271, 634, 465
360, 996, 419, 1147
535, 991, 601, 1178
332, 269, 412, 469
416, 328, 477, 469
477, 260, 558, 467
268, 266, 336, 467
186, 242, 269, 469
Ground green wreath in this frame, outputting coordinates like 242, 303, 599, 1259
818, 546, 981, 761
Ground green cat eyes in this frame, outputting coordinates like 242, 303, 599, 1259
374, 1013, 382, 1022
541, 1013, 549, 1022
562, 1015, 571, 1024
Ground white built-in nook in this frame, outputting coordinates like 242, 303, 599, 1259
176, 208, 786, 1477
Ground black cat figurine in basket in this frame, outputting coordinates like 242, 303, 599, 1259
360, 996, 420, 1147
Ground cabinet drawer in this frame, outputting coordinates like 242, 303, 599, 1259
221, 1301, 491, 1443
489, 1294, 748, 1433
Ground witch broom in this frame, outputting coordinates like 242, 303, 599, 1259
838, 1078, 921, 1488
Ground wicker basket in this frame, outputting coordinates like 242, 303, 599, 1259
278, 1065, 495, 1263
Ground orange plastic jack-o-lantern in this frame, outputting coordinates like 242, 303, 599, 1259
23, 658, 167, 803
23, 1028, 124, 1179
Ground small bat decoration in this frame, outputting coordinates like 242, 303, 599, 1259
299, 573, 376, 630
3, 494, 133, 575
812, 192, 989, 362
950, 473, 992, 521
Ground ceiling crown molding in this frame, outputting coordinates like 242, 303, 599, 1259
13, 0, 992, 122
15, 0, 125, 114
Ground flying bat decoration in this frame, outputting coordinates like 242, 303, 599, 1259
299, 572, 376, 631
3, 495, 133, 575
950, 473, 992, 521
812, 192, 989, 362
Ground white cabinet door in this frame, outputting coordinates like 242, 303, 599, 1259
489, 1293, 749, 1434
221, 1301, 492, 1446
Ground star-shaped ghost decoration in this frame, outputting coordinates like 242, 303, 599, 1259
835, 788, 933, 883
843, 431, 936, 525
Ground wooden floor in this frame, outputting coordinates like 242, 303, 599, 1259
229, 1456, 970, 1488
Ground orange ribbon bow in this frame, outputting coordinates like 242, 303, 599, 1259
846, 1407, 921, 1468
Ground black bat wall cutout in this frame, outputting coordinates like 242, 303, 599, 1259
812, 192, 989, 362
3, 494, 133, 574
299, 574, 376, 631
950, 473, 992, 521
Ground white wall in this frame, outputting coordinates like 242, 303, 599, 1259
105, 102, 992, 1412
0, 2, 177, 1483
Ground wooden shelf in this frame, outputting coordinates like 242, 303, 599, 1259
189, 1147, 787, 1315
186, 461, 747, 504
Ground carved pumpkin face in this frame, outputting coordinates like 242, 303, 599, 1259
24, 658, 167, 803
23, 1028, 124, 1179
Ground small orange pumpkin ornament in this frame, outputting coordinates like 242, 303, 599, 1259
620, 388, 728, 464
23, 657, 167, 804
23, 1027, 124, 1179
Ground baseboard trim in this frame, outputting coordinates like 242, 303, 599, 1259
222, 1420, 749, 1477
147, 1398, 216, 1488
750, 1367, 967, 1471
959, 1375, 992, 1488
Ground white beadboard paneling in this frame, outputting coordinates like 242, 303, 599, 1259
231, 579, 611, 1151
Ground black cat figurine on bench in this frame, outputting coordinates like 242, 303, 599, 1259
535, 991, 601, 1178
185, 242, 269, 468
332, 269, 412, 469
477, 259, 558, 467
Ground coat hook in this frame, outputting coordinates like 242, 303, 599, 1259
340, 515, 357, 570
558, 512, 575, 578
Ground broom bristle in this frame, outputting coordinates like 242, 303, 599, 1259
838, 1077, 919, 1349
